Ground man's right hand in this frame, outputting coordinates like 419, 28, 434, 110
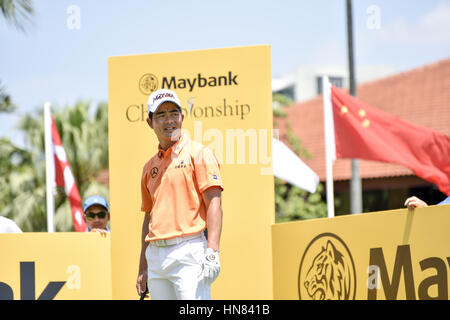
136, 270, 148, 297
404, 196, 428, 209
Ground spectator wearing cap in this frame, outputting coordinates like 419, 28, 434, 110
83, 195, 110, 233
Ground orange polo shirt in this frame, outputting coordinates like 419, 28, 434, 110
141, 134, 223, 242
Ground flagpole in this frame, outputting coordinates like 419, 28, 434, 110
44, 102, 55, 233
346, 0, 362, 214
322, 76, 335, 218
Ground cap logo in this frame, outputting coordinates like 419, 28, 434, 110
153, 92, 175, 104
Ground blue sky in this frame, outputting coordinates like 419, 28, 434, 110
1, 0, 450, 146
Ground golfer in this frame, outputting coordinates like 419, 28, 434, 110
136, 89, 223, 300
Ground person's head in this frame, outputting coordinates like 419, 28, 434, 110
146, 89, 184, 148
83, 195, 110, 230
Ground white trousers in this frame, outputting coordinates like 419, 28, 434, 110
145, 235, 211, 300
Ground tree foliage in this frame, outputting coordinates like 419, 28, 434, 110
0, 0, 34, 32
0, 81, 17, 113
275, 178, 327, 222
0, 101, 109, 231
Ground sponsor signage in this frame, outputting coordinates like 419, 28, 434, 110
127, 71, 249, 122
298, 233, 356, 300
0, 233, 112, 300
1, 200, 447, 300
108, 45, 274, 299
272, 205, 450, 300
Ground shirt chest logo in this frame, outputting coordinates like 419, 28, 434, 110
174, 160, 187, 169
151, 167, 159, 178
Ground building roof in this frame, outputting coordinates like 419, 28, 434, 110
275, 57, 450, 182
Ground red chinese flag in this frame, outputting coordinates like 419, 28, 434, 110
50, 117, 87, 232
331, 86, 450, 196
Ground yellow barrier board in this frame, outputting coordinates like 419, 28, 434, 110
2, 206, 447, 300
272, 205, 450, 300
108, 45, 274, 299
0, 233, 112, 300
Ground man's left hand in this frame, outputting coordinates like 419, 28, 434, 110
203, 248, 220, 286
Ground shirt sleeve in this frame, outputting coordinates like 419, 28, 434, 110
192, 146, 224, 193
141, 165, 153, 212
438, 196, 450, 205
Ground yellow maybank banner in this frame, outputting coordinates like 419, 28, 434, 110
1, 205, 447, 300
272, 205, 450, 300
108, 45, 274, 299
0, 233, 111, 300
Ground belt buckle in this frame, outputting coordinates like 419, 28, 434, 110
153, 239, 167, 247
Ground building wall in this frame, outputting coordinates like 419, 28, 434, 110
273, 64, 397, 103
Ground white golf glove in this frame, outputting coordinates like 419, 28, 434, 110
203, 248, 220, 286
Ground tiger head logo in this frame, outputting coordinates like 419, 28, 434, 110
298, 233, 356, 300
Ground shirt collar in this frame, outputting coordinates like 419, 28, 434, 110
157, 133, 189, 159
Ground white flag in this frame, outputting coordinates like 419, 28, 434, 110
272, 137, 319, 193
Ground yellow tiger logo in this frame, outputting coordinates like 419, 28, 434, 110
303, 240, 353, 300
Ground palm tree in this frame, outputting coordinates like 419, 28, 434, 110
0, 101, 110, 231
54, 101, 109, 193
0, 0, 33, 131
0, 1, 34, 113
0, 81, 17, 113
0, 136, 47, 231
0, 0, 34, 32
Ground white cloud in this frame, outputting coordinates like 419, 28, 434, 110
418, 2, 450, 43
307, 39, 347, 66
378, 2, 450, 46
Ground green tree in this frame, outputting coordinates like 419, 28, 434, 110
0, 81, 17, 113
272, 93, 293, 118
0, 0, 34, 32
0, 137, 46, 231
275, 178, 327, 222
0, 101, 109, 231
272, 93, 327, 222
0, 1, 34, 112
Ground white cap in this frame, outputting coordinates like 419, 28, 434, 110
147, 89, 182, 115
